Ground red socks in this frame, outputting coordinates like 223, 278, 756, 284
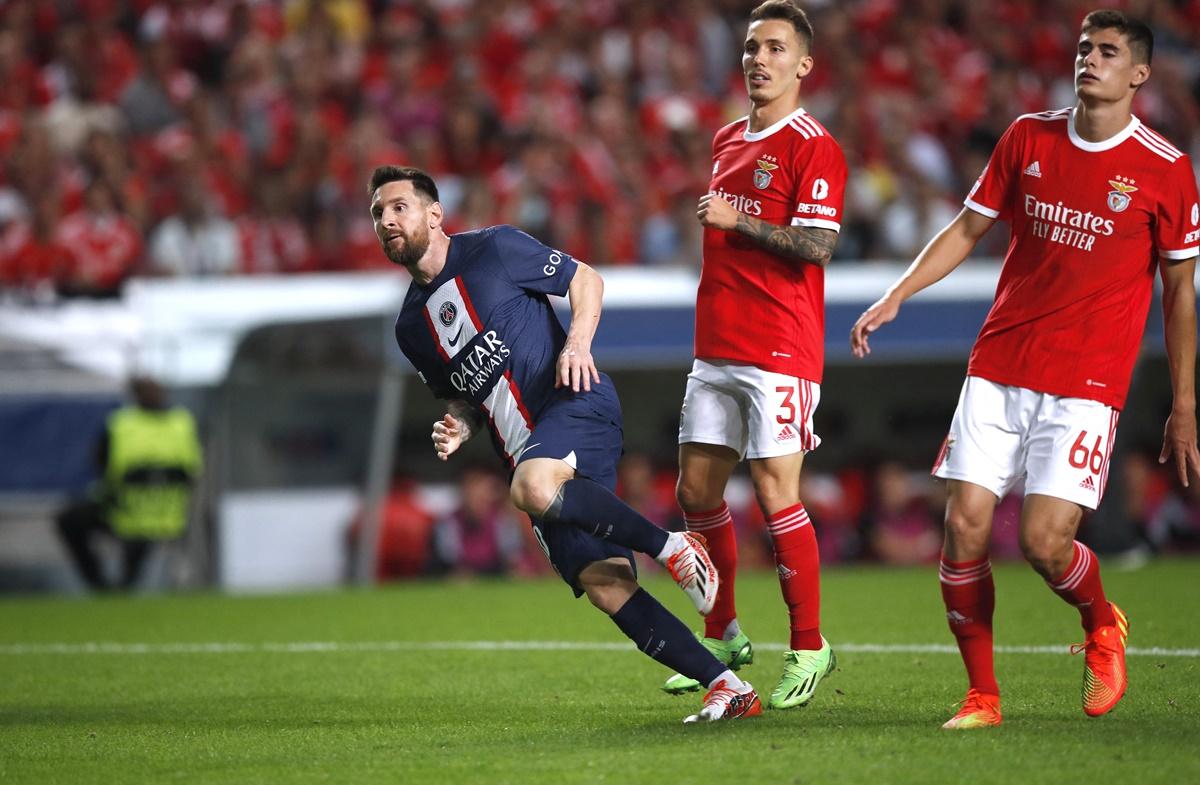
684, 503, 738, 640
687, 501, 823, 651
768, 503, 822, 651
939, 556, 999, 696
1047, 541, 1115, 632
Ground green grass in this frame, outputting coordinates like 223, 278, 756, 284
1, 559, 1198, 785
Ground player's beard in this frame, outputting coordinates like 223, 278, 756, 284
383, 224, 431, 268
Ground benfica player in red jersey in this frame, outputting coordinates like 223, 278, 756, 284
662, 0, 847, 711
852, 10, 1199, 729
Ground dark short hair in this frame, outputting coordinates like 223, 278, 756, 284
749, 0, 814, 52
367, 166, 440, 202
1081, 9, 1153, 65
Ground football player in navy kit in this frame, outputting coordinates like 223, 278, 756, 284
372, 165, 763, 723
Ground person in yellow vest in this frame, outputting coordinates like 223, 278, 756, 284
56, 376, 203, 591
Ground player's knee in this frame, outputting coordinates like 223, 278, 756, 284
509, 473, 561, 518
509, 478, 552, 516
511, 460, 575, 517
675, 477, 718, 513
943, 506, 990, 546
750, 475, 799, 515
1019, 530, 1071, 578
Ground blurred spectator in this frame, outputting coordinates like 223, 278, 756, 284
616, 452, 680, 531
119, 33, 197, 138
237, 174, 313, 274
1145, 467, 1200, 553
802, 471, 863, 564
0, 190, 69, 293
55, 178, 142, 297
863, 460, 941, 565
428, 464, 527, 577
347, 476, 435, 581
147, 177, 241, 277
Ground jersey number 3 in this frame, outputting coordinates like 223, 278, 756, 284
776, 386, 796, 424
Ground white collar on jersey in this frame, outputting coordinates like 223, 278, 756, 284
742, 106, 808, 142
1067, 107, 1141, 152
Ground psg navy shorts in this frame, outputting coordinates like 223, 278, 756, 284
519, 375, 637, 596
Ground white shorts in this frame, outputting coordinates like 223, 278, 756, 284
678, 359, 821, 460
932, 376, 1119, 510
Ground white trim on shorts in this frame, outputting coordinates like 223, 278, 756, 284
677, 359, 821, 460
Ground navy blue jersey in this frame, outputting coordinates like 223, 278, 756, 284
395, 225, 579, 466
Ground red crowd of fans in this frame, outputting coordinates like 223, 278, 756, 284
1, 0, 1198, 296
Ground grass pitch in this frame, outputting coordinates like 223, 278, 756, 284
1, 559, 1198, 785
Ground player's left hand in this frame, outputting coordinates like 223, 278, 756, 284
1160, 408, 1200, 487
850, 295, 901, 358
557, 343, 600, 392
697, 193, 740, 231
432, 414, 466, 461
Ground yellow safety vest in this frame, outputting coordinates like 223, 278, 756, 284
104, 407, 202, 540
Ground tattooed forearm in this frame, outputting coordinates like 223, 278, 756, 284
733, 215, 838, 266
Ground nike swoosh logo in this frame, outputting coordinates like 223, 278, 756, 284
448, 326, 464, 347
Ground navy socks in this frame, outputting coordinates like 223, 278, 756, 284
610, 588, 726, 686
547, 478, 670, 556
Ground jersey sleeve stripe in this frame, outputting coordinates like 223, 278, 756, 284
793, 114, 824, 137
964, 197, 1000, 219
790, 216, 841, 231
1133, 129, 1182, 162
1137, 125, 1184, 156
1018, 108, 1071, 122
1160, 247, 1199, 260
788, 120, 812, 140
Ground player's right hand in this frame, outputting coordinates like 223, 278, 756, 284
1159, 408, 1200, 488
697, 193, 739, 231
850, 296, 900, 358
431, 413, 465, 461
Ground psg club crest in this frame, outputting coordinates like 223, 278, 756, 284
753, 158, 779, 189
438, 301, 457, 326
1106, 177, 1138, 213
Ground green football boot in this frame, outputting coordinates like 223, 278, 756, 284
767, 636, 837, 709
662, 631, 754, 695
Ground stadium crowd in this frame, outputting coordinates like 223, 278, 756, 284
2, 0, 1199, 295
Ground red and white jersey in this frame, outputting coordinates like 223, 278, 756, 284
965, 108, 1200, 409
55, 211, 142, 290
695, 107, 847, 381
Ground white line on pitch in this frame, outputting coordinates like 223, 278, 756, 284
0, 641, 1196, 657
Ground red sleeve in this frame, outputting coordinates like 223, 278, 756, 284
964, 119, 1023, 221
1155, 154, 1200, 260
790, 137, 848, 232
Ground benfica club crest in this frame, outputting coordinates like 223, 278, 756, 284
1106, 177, 1138, 213
753, 158, 779, 189
438, 301, 457, 326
